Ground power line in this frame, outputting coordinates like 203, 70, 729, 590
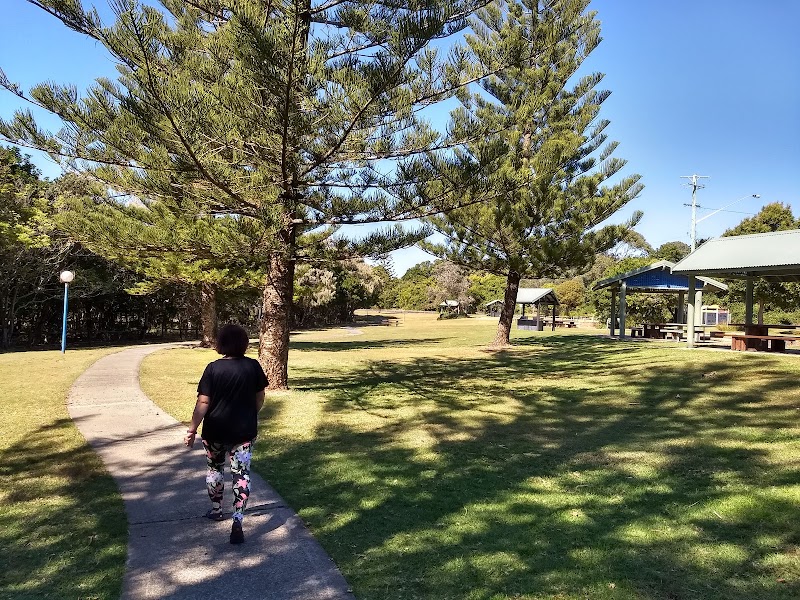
683, 204, 757, 215
696, 194, 760, 225
697, 207, 757, 216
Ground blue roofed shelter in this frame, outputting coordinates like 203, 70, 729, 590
592, 261, 727, 339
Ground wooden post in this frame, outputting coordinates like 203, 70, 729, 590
619, 281, 627, 339
745, 277, 754, 325
610, 289, 617, 337
552, 304, 556, 331
687, 276, 696, 348
694, 287, 703, 341
677, 291, 685, 323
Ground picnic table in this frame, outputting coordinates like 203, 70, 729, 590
638, 323, 715, 341
729, 324, 800, 352
518, 316, 544, 331
542, 318, 577, 328
643, 323, 667, 338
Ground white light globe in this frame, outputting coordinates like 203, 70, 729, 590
60, 270, 75, 284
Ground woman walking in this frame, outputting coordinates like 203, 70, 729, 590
184, 324, 268, 544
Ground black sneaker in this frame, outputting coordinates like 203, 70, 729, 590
230, 520, 244, 544
205, 508, 225, 522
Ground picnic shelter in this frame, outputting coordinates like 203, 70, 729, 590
673, 229, 800, 349
438, 299, 462, 315
516, 288, 560, 331
485, 299, 504, 317
592, 261, 728, 339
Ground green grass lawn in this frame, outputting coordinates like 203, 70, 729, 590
141, 314, 800, 600
0, 348, 127, 600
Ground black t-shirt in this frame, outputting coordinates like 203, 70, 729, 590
197, 357, 268, 444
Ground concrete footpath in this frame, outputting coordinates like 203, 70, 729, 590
67, 344, 354, 600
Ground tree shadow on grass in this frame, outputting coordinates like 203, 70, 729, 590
257, 336, 800, 599
0, 418, 126, 600
290, 337, 445, 353
350, 314, 401, 326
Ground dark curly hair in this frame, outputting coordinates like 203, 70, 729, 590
215, 324, 249, 357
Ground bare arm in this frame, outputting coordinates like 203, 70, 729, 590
255, 389, 265, 413
184, 394, 211, 447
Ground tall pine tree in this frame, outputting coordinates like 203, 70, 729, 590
413, 0, 643, 346
0, 0, 489, 387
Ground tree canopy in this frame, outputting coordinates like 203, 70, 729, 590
651, 241, 691, 263
721, 202, 800, 317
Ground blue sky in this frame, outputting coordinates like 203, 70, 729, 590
1, 0, 798, 275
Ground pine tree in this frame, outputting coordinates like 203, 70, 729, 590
412, 0, 643, 346
0, 0, 488, 387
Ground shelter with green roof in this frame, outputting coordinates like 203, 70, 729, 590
516, 288, 559, 331
672, 229, 800, 346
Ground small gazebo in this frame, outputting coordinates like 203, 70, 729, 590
438, 299, 461, 315
516, 288, 559, 331
592, 261, 727, 339
485, 299, 503, 317
673, 229, 800, 346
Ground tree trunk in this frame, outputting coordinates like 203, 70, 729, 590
28, 304, 47, 347
85, 306, 95, 343
0, 292, 8, 350
199, 283, 218, 348
259, 251, 294, 390
757, 298, 764, 325
491, 271, 521, 348
254, 0, 308, 388
6, 286, 18, 349
139, 310, 151, 340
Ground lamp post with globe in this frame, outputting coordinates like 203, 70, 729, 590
59, 270, 75, 353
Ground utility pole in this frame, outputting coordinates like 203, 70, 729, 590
682, 174, 710, 251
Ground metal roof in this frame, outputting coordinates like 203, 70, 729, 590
485, 299, 504, 306
593, 261, 728, 293
516, 288, 559, 305
439, 300, 460, 307
673, 229, 800, 280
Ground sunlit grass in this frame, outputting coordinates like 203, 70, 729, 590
0, 347, 126, 600
141, 313, 800, 599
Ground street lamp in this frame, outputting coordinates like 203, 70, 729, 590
59, 270, 75, 353
691, 194, 760, 251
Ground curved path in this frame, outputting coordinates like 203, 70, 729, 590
67, 344, 354, 600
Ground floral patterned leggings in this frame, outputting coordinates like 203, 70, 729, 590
202, 439, 253, 523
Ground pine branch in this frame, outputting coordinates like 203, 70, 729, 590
126, 10, 247, 208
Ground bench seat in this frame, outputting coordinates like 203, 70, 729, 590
731, 334, 800, 352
